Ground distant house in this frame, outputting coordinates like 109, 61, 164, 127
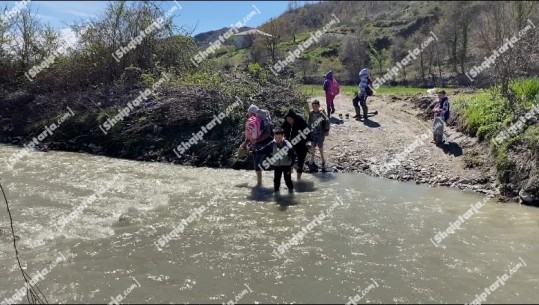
233, 29, 273, 49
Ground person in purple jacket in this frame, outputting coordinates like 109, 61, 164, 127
323, 70, 336, 116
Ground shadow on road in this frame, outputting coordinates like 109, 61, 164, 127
441, 141, 463, 157
361, 118, 381, 128
329, 116, 344, 125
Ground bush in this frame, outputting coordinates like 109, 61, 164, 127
140, 73, 155, 88
121, 66, 143, 87
247, 62, 268, 82
522, 125, 539, 152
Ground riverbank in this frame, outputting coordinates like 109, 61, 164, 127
0, 75, 306, 170
311, 92, 500, 200
1, 81, 537, 206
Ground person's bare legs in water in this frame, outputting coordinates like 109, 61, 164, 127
309, 142, 326, 170
242, 141, 264, 187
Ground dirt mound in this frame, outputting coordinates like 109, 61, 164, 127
0, 80, 307, 169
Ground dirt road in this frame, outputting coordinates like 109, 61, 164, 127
308, 93, 499, 197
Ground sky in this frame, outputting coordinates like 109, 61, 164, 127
2, 1, 313, 36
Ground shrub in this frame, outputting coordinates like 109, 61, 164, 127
140, 73, 155, 88
247, 62, 268, 82
121, 66, 143, 87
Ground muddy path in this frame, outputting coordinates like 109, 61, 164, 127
308, 93, 499, 198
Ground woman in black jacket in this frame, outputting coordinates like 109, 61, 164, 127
282, 109, 311, 180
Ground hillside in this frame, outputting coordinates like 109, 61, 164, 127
193, 26, 251, 47
199, 1, 538, 89
196, 1, 439, 82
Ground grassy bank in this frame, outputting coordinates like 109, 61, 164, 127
299, 84, 455, 96
450, 78, 539, 202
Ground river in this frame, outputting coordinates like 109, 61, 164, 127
1, 144, 538, 303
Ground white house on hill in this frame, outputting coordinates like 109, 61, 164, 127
233, 29, 272, 49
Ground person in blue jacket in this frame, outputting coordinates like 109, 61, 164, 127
354, 68, 370, 119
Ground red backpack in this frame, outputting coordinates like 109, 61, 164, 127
329, 79, 340, 96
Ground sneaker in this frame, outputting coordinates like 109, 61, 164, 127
331, 108, 335, 114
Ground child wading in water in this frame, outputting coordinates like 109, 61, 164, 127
255, 127, 296, 193
308, 100, 330, 171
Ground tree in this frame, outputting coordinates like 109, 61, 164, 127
294, 57, 317, 81
390, 36, 409, 84
340, 31, 368, 83
436, 1, 461, 73
71, 0, 183, 84
285, 15, 298, 43
319, 56, 344, 77
422, 36, 438, 85
10, 7, 41, 70
250, 35, 271, 64
409, 31, 432, 85
474, 1, 539, 96
368, 42, 390, 77
287, 1, 300, 12
259, 17, 286, 63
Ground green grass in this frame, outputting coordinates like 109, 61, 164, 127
450, 78, 539, 183
522, 124, 539, 151
299, 84, 455, 96
510, 77, 539, 109
452, 91, 511, 141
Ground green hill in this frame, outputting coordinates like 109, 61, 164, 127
196, 1, 538, 89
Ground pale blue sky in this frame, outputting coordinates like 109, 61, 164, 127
3, 1, 312, 35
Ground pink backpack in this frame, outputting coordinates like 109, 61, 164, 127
245, 115, 262, 143
329, 79, 340, 96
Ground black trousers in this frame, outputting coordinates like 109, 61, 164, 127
274, 165, 293, 191
353, 92, 369, 118
295, 144, 308, 173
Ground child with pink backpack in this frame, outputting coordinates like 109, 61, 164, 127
239, 104, 273, 187
323, 70, 340, 116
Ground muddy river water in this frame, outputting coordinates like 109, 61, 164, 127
1, 144, 538, 303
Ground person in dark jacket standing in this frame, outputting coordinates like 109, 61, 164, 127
282, 109, 311, 180
434, 90, 450, 122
